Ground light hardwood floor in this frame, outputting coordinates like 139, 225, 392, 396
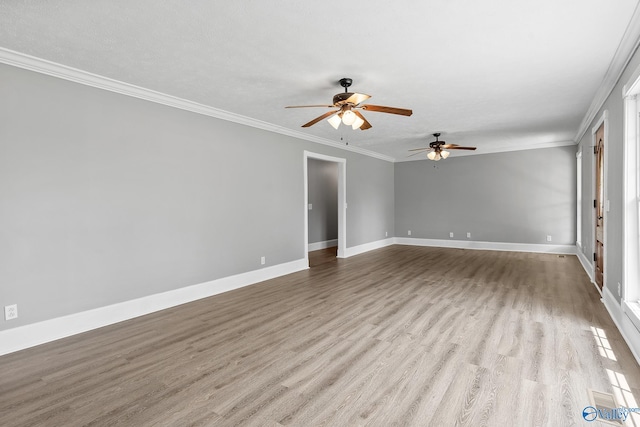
1, 246, 639, 426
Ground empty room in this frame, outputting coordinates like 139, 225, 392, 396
3, 2, 640, 426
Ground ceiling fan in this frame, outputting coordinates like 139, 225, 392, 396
285, 78, 412, 130
409, 133, 477, 161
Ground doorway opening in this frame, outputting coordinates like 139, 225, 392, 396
303, 151, 346, 268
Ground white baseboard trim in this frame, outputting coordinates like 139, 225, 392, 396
602, 287, 640, 366
308, 239, 338, 252
393, 237, 577, 254
576, 247, 600, 296
0, 258, 308, 356
577, 248, 595, 283
342, 238, 395, 258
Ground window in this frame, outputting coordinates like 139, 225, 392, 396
622, 66, 640, 328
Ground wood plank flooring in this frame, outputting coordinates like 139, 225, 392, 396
1, 246, 639, 426
308, 247, 337, 268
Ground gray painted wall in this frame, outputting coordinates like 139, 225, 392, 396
349, 154, 395, 242
577, 45, 640, 305
395, 147, 576, 245
0, 63, 394, 330
307, 158, 338, 245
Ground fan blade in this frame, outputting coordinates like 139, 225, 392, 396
448, 146, 477, 150
361, 104, 413, 116
285, 104, 334, 108
353, 110, 372, 130
441, 143, 456, 148
345, 92, 371, 105
408, 150, 429, 157
408, 147, 430, 151
302, 110, 339, 127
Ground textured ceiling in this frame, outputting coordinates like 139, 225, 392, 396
0, 1, 639, 161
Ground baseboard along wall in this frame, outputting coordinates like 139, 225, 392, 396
0, 258, 308, 356
308, 239, 338, 252
602, 287, 640, 366
0, 237, 593, 356
394, 237, 577, 254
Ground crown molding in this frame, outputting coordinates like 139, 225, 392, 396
574, 3, 640, 143
0, 48, 395, 163
394, 139, 576, 163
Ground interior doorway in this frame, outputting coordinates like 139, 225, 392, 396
304, 151, 347, 266
594, 121, 605, 291
307, 158, 338, 267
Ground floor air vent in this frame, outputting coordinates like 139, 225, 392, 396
587, 389, 623, 425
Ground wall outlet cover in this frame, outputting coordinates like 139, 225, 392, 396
5, 304, 18, 320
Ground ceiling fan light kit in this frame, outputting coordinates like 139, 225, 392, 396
286, 77, 412, 131
327, 114, 342, 129
341, 109, 357, 126
427, 149, 450, 161
409, 133, 477, 161
350, 115, 365, 129
328, 108, 366, 130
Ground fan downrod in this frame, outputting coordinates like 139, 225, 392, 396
430, 133, 443, 149
339, 78, 353, 93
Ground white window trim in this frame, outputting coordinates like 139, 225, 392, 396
622, 63, 640, 328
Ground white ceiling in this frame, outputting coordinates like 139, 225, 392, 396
1, 1, 639, 161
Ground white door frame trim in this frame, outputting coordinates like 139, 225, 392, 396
592, 110, 609, 295
303, 151, 347, 264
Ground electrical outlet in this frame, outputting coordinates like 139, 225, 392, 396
385, 231, 388, 237
308, 203, 312, 210
408, 230, 411, 236
467, 232, 471, 239
546, 235, 552, 242
618, 282, 621, 297
5, 304, 17, 321
260, 256, 266, 265
449, 232, 454, 238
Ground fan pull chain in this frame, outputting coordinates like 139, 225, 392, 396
340, 132, 348, 145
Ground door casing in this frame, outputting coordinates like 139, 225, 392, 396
303, 151, 346, 266
592, 111, 608, 293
